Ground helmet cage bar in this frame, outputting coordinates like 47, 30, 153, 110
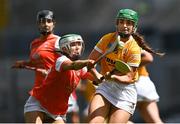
59, 34, 85, 57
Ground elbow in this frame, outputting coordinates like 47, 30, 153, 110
148, 55, 154, 62
142, 51, 154, 62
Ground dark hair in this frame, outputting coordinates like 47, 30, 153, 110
132, 33, 165, 57
37, 10, 55, 22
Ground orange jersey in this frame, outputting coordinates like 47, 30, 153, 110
95, 32, 141, 81
29, 34, 60, 88
138, 66, 149, 76
31, 55, 89, 115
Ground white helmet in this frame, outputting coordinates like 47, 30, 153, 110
59, 34, 85, 58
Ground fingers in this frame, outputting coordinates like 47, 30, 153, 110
11, 60, 26, 69
11, 64, 25, 69
104, 72, 111, 79
11, 64, 47, 76
92, 78, 102, 86
87, 60, 95, 71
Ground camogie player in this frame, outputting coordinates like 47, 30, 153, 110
11, 10, 61, 123
88, 8, 141, 123
24, 34, 94, 123
88, 8, 164, 123
134, 50, 164, 123
13, 34, 95, 123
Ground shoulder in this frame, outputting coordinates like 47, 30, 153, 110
97, 32, 116, 45
53, 34, 61, 39
56, 55, 69, 64
101, 32, 116, 40
55, 55, 71, 71
31, 38, 39, 44
30, 38, 40, 49
53, 35, 61, 50
95, 32, 116, 52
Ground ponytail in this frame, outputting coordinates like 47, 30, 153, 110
132, 33, 165, 57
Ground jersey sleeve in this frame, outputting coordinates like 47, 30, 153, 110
94, 33, 114, 54
94, 37, 106, 54
55, 55, 70, 72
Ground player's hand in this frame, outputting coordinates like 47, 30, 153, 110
87, 59, 95, 71
103, 71, 111, 80
92, 77, 102, 86
11, 60, 26, 69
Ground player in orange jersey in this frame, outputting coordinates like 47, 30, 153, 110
25, 34, 95, 123
13, 34, 95, 123
88, 9, 164, 123
12, 9, 60, 86
11, 10, 61, 123
134, 50, 164, 123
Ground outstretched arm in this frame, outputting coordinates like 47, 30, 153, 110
11, 60, 41, 69
108, 67, 137, 84
88, 49, 104, 84
12, 64, 48, 76
62, 59, 95, 71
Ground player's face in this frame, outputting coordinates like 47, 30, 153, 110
116, 19, 135, 37
38, 18, 55, 35
69, 41, 83, 60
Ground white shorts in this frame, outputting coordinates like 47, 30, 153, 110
96, 80, 137, 114
135, 76, 159, 102
67, 94, 79, 113
24, 96, 66, 121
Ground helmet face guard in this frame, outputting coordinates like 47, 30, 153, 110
59, 34, 85, 60
116, 9, 138, 29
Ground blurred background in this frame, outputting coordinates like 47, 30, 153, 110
0, 0, 180, 122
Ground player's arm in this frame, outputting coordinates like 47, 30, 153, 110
62, 59, 95, 71
140, 50, 153, 66
109, 67, 137, 84
11, 59, 40, 69
88, 50, 103, 84
109, 45, 141, 84
12, 61, 48, 75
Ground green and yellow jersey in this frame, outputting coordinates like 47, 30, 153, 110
94, 32, 141, 81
